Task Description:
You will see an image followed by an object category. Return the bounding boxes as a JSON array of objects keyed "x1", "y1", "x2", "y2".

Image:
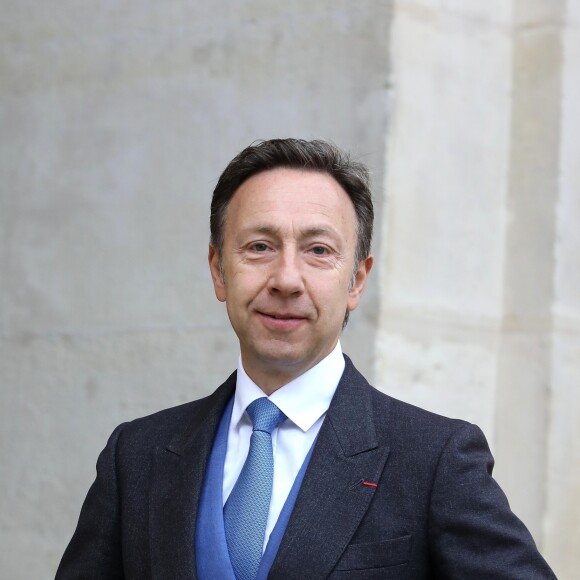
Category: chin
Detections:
[{"x1": 256, "y1": 346, "x2": 310, "y2": 370}]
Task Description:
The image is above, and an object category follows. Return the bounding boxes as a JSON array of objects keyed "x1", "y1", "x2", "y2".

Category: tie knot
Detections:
[{"x1": 246, "y1": 398, "x2": 287, "y2": 434}]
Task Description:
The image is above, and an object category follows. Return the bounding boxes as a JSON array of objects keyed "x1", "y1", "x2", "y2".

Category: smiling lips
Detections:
[
  {"x1": 264, "y1": 313, "x2": 303, "y2": 319},
  {"x1": 257, "y1": 311, "x2": 308, "y2": 329}
]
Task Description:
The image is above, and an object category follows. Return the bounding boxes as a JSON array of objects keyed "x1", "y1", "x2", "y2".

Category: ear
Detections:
[
  {"x1": 347, "y1": 255, "x2": 373, "y2": 312},
  {"x1": 208, "y1": 243, "x2": 227, "y2": 302}
]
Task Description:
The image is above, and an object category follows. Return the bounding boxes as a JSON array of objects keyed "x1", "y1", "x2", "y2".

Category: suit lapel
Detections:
[
  {"x1": 269, "y1": 358, "x2": 390, "y2": 580},
  {"x1": 149, "y1": 374, "x2": 236, "y2": 580}
]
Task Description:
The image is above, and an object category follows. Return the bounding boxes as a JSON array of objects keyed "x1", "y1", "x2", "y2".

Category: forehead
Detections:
[{"x1": 225, "y1": 168, "x2": 357, "y2": 231}]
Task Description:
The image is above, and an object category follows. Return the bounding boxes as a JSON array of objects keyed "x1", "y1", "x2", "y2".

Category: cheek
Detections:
[
  {"x1": 225, "y1": 274, "x2": 264, "y2": 308},
  {"x1": 316, "y1": 284, "x2": 350, "y2": 313}
]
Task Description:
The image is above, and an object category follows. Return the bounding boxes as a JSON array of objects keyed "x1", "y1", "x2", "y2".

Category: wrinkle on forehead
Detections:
[
  {"x1": 224, "y1": 168, "x2": 358, "y2": 246},
  {"x1": 235, "y1": 223, "x2": 347, "y2": 242},
  {"x1": 241, "y1": 200, "x2": 344, "y2": 219}
]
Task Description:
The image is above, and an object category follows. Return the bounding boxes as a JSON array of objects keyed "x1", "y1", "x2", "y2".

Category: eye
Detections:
[
  {"x1": 311, "y1": 245, "x2": 328, "y2": 255},
  {"x1": 250, "y1": 242, "x2": 269, "y2": 252}
]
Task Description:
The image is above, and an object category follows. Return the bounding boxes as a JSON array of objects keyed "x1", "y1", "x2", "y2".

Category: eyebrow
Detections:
[{"x1": 239, "y1": 224, "x2": 341, "y2": 240}]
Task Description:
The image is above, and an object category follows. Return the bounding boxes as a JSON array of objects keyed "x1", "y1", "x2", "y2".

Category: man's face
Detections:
[{"x1": 209, "y1": 168, "x2": 372, "y2": 392}]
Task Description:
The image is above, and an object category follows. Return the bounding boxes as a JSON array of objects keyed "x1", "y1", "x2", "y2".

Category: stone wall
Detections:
[
  {"x1": 1, "y1": 1, "x2": 577, "y2": 578},
  {"x1": 0, "y1": 3, "x2": 391, "y2": 576},
  {"x1": 543, "y1": 0, "x2": 580, "y2": 574},
  {"x1": 378, "y1": 1, "x2": 579, "y2": 578}
]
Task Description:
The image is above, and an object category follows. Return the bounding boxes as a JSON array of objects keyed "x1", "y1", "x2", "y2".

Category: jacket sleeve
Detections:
[
  {"x1": 428, "y1": 423, "x2": 556, "y2": 579},
  {"x1": 55, "y1": 424, "x2": 126, "y2": 579}
]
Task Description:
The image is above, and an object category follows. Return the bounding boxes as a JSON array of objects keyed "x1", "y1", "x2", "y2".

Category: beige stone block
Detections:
[
  {"x1": 381, "y1": 2, "x2": 576, "y2": 568},
  {"x1": 489, "y1": 5, "x2": 564, "y2": 546},
  {"x1": 394, "y1": 0, "x2": 512, "y2": 28},
  {"x1": 493, "y1": 331, "x2": 553, "y2": 541},
  {"x1": 375, "y1": 328, "x2": 498, "y2": 436},
  {"x1": 555, "y1": 10, "x2": 580, "y2": 316},
  {"x1": 503, "y1": 21, "x2": 562, "y2": 324},
  {"x1": 543, "y1": 6, "x2": 580, "y2": 574},
  {"x1": 543, "y1": 334, "x2": 580, "y2": 580},
  {"x1": 382, "y1": 7, "x2": 511, "y2": 320},
  {"x1": 513, "y1": 0, "x2": 566, "y2": 28}
]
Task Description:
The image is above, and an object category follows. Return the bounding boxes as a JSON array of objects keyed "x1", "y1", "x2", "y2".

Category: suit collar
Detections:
[
  {"x1": 326, "y1": 355, "x2": 378, "y2": 456},
  {"x1": 166, "y1": 371, "x2": 237, "y2": 457},
  {"x1": 269, "y1": 356, "x2": 390, "y2": 579},
  {"x1": 149, "y1": 372, "x2": 236, "y2": 579},
  {"x1": 148, "y1": 357, "x2": 388, "y2": 579}
]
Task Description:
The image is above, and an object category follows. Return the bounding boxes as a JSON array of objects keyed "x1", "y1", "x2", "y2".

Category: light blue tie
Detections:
[{"x1": 224, "y1": 398, "x2": 287, "y2": 580}]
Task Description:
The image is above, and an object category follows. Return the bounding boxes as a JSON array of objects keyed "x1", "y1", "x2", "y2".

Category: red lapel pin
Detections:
[{"x1": 362, "y1": 481, "x2": 378, "y2": 488}]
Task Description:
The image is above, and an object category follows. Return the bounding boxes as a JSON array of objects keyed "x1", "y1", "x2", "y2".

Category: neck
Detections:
[
  {"x1": 243, "y1": 367, "x2": 299, "y2": 396},
  {"x1": 240, "y1": 344, "x2": 341, "y2": 395}
]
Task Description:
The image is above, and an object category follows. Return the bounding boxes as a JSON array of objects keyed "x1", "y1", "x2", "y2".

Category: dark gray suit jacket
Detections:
[{"x1": 56, "y1": 356, "x2": 556, "y2": 579}]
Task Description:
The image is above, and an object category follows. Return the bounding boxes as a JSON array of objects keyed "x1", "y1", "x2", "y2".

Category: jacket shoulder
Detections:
[{"x1": 342, "y1": 356, "x2": 472, "y2": 452}]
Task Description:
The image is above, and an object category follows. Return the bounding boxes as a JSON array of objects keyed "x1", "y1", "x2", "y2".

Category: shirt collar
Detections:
[{"x1": 232, "y1": 341, "x2": 345, "y2": 433}]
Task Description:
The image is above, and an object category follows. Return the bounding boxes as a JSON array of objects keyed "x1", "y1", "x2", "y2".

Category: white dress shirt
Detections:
[{"x1": 222, "y1": 341, "x2": 345, "y2": 549}]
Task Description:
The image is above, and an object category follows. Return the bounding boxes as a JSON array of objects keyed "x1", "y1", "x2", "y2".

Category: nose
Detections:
[{"x1": 267, "y1": 250, "x2": 305, "y2": 297}]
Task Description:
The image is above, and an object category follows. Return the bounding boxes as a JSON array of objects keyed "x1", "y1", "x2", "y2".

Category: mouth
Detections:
[
  {"x1": 257, "y1": 311, "x2": 308, "y2": 328},
  {"x1": 263, "y1": 313, "x2": 304, "y2": 320}
]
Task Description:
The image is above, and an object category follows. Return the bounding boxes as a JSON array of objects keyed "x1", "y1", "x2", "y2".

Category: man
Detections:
[{"x1": 57, "y1": 139, "x2": 555, "y2": 579}]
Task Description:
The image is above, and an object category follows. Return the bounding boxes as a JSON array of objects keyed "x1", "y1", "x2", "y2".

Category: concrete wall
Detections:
[
  {"x1": 0, "y1": 2, "x2": 391, "y2": 577},
  {"x1": 1, "y1": 1, "x2": 578, "y2": 578},
  {"x1": 378, "y1": 1, "x2": 579, "y2": 578}
]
